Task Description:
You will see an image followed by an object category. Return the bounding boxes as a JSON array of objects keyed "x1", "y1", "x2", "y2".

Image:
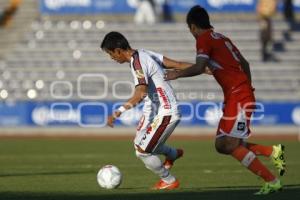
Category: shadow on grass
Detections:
[
  {"x1": 0, "y1": 170, "x2": 93, "y2": 177},
  {"x1": 1, "y1": 185, "x2": 300, "y2": 200}
]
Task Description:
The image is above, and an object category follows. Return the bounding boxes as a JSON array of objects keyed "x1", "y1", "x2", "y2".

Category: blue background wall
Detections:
[
  {"x1": 1, "y1": 101, "x2": 300, "y2": 127},
  {"x1": 40, "y1": 0, "x2": 300, "y2": 14}
]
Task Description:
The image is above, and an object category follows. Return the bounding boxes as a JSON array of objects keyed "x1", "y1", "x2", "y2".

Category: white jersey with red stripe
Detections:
[{"x1": 130, "y1": 49, "x2": 179, "y2": 116}]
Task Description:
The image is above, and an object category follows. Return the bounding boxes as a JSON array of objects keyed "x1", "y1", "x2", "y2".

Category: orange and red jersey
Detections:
[{"x1": 196, "y1": 29, "x2": 253, "y2": 99}]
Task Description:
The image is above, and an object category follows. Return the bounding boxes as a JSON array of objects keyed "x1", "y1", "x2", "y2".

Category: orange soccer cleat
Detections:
[
  {"x1": 152, "y1": 179, "x2": 180, "y2": 190},
  {"x1": 163, "y1": 149, "x2": 184, "y2": 170}
]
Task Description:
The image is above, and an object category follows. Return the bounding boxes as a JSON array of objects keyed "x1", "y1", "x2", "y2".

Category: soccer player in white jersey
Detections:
[{"x1": 100, "y1": 31, "x2": 193, "y2": 190}]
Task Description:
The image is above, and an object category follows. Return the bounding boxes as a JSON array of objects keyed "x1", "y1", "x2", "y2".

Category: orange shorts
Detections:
[{"x1": 216, "y1": 90, "x2": 255, "y2": 139}]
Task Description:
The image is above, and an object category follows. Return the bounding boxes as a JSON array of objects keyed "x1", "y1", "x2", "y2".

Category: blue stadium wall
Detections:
[
  {"x1": 1, "y1": 101, "x2": 300, "y2": 127},
  {"x1": 40, "y1": 0, "x2": 300, "y2": 14}
]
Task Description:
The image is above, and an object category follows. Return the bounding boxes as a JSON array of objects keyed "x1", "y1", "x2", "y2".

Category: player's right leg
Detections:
[
  {"x1": 216, "y1": 136, "x2": 282, "y2": 195},
  {"x1": 134, "y1": 114, "x2": 181, "y2": 190},
  {"x1": 135, "y1": 114, "x2": 181, "y2": 164},
  {"x1": 135, "y1": 146, "x2": 179, "y2": 190},
  {"x1": 254, "y1": 179, "x2": 283, "y2": 195},
  {"x1": 215, "y1": 98, "x2": 282, "y2": 195}
]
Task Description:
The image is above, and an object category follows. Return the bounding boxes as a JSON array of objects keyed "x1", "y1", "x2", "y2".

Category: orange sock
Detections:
[
  {"x1": 231, "y1": 145, "x2": 276, "y2": 182},
  {"x1": 245, "y1": 143, "x2": 273, "y2": 156}
]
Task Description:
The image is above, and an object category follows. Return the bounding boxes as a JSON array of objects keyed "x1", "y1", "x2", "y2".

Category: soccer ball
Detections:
[{"x1": 97, "y1": 165, "x2": 122, "y2": 189}]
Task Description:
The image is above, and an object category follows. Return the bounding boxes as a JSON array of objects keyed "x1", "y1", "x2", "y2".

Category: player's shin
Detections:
[
  {"x1": 154, "y1": 145, "x2": 177, "y2": 160},
  {"x1": 243, "y1": 142, "x2": 273, "y2": 156},
  {"x1": 135, "y1": 151, "x2": 175, "y2": 184},
  {"x1": 231, "y1": 145, "x2": 276, "y2": 182}
]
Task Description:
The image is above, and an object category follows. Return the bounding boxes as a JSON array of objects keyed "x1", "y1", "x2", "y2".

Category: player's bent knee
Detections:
[
  {"x1": 215, "y1": 143, "x2": 230, "y2": 154},
  {"x1": 135, "y1": 145, "x2": 151, "y2": 158},
  {"x1": 215, "y1": 141, "x2": 235, "y2": 155},
  {"x1": 135, "y1": 150, "x2": 147, "y2": 158},
  {"x1": 135, "y1": 144, "x2": 148, "y2": 154},
  {"x1": 215, "y1": 136, "x2": 241, "y2": 154}
]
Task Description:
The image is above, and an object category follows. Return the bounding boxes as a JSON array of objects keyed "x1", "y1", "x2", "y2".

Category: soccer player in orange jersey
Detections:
[{"x1": 165, "y1": 5, "x2": 286, "y2": 195}]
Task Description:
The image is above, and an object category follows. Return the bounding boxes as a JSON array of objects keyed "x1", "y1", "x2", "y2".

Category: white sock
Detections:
[
  {"x1": 154, "y1": 145, "x2": 177, "y2": 160},
  {"x1": 136, "y1": 151, "x2": 175, "y2": 182}
]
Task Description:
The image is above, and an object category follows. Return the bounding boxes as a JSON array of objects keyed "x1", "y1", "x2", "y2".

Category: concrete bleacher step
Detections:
[
  {"x1": 0, "y1": 0, "x2": 38, "y2": 58},
  {"x1": 1, "y1": 12, "x2": 300, "y2": 101}
]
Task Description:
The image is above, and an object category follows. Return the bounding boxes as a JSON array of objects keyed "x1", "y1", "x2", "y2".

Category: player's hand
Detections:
[
  {"x1": 107, "y1": 111, "x2": 122, "y2": 128},
  {"x1": 164, "y1": 70, "x2": 179, "y2": 81},
  {"x1": 107, "y1": 115, "x2": 115, "y2": 128}
]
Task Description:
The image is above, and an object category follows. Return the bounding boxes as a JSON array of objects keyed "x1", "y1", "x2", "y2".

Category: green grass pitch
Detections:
[{"x1": 0, "y1": 138, "x2": 299, "y2": 200}]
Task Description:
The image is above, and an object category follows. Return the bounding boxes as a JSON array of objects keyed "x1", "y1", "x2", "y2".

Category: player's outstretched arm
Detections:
[
  {"x1": 107, "y1": 85, "x2": 147, "y2": 128},
  {"x1": 165, "y1": 56, "x2": 208, "y2": 80},
  {"x1": 162, "y1": 56, "x2": 193, "y2": 70},
  {"x1": 163, "y1": 56, "x2": 212, "y2": 75},
  {"x1": 238, "y1": 53, "x2": 252, "y2": 84}
]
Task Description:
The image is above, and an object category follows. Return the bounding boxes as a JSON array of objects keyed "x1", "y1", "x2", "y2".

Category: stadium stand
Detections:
[{"x1": 0, "y1": 0, "x2": 299, "y2": 103}]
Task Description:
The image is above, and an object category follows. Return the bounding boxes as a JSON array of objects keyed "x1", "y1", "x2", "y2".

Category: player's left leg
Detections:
[
  {"x1": 154, "y1": 145, "x2": 179, "y2": 161},
  {"x1": 151, "y1": 114, "x2": 183, "y2": 170},
  {"x1": 156, "y1": 146, "x2": 184, "y2": 170}
]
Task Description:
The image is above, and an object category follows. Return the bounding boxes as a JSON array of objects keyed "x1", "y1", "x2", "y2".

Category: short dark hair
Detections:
[
  {"x1": 100, "y1": 31, "x2": 131, "y2": 51},
  {"x1": 186, "y1": 5, "x2": 213, "y2": 29}
]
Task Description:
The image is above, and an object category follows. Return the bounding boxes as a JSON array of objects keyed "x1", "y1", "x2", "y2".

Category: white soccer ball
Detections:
[{"x1": 97, "y1": 165, "x2": 122, "y2": 189}]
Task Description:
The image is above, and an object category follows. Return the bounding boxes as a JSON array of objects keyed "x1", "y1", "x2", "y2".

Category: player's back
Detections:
[
  {"x1": 130, "y1": 49, "x2": 179, "y2": 115},
  {"x1": 196, "y1": 30, "x2": 251, "y2": 98}
]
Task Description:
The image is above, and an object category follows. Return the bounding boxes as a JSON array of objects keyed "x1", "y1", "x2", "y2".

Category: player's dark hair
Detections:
[
  {"x1": 186, "y1": 5, "x2": 213, "y2": 29},
  {"x1": 101, "y1": 31, "x2": 131, "y2": 51}
]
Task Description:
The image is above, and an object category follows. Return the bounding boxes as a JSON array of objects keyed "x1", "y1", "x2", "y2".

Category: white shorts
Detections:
[{"x1": 134, "y1": 113, "x2": 180, "y2": 153}]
